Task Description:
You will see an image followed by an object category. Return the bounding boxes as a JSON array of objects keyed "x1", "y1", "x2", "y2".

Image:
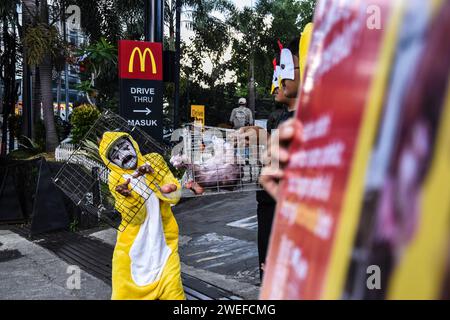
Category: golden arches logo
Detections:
[{"x1": 128, "y1": 47, "x2": 157, "y2": 74}]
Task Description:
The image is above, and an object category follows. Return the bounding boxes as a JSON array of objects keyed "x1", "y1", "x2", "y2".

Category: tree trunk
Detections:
[
  {"x1": 32, "y1": 66, "x2": 41, "y2": 140},
  {"x1": 1, "y1": 16, "x2": 18, "y2": 155},
  {"x1": 0, "y1": 118, "x2": 7, "y2": 156},
  {"x1": 9, "y1": 21, "x2": 18, "y2": 153},
  {"x1": 39, "y1": 0, "x2": 59, "y2": 152},
  {"x1": 21, "y1": 0, "x2": 37, "y2": 139},
  {"x1": 40, "y1": 55, "x2": 59, "y2": 152}
]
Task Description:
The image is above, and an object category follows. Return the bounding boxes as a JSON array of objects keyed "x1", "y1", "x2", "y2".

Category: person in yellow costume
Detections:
[{"x1": 98, "y1": 131, "x2": 185, "y2": 300}]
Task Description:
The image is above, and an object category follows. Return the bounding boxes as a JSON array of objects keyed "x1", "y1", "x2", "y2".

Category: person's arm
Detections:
[
  {"x1": 158, "y1": 169, "x2": 182, "y2": 204},
  {"x1": 238, "y1": 126, "x2": 267, "y2": 146},
  {"x1": 229, "y1": 109, "x2": 236, "y2": 126},
  {"x1": 248, "y1": 108, "x2": 254, "y2": 126},
  {"x1": 259, "y1": 118, "x2": 303, "y2": 199},
  {"x1": 144, "y1": 153, "x2": 181, "y2": 205}
]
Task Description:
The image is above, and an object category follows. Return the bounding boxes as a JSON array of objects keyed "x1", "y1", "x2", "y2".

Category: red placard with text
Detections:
[{"x1": 260, "y1": 0, "x2": 399, "y2": 299}]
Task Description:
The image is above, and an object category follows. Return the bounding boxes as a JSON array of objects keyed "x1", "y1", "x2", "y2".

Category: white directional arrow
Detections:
[{"x1": 133, "y1": 107, "x2": 152, "y2": 116}]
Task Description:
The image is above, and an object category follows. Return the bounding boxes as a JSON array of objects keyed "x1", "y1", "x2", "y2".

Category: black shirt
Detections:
[{"x1": 257, "y1": 108, "x2": 295, "y2": 204}]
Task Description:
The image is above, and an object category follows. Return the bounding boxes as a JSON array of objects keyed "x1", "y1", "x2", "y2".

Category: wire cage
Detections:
[
  {"x1": 171, "y1": 123, "x2": 264, "y2": 197},
  {"x1": 53, "y1": 110, "x2": 169, "y2": 232}
]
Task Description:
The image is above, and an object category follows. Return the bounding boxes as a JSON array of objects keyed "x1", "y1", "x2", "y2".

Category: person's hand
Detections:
[
  {"x1": 259, "y1": 166, "x2": 285, "y2": 200},
  {"x1": 259, "y1": 118, "x2": 303, "y2": 199},
  {"x1": 238, "y1": 125, "x2": 265, "y2": 134},
  {"x1": 160, "y1": 183, "x2": 178, "y2": 194},
  {"x1": 115, "y1": 178, "x2": 132, "y2": 197},
  {"x1": 185, "y1": 180, "x2": 205, "y2": 195},
  {"x1": 237, "y1": 126, "x2": 267, "y2": 146},
  {"x1": 132, "y1": 163, "x2": 154, "y2": 178}
]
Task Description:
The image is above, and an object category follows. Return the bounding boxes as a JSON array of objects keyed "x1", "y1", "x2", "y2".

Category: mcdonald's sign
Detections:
[
  {"x1": 119, "y1": 40, "x2": 164, "y2": 141},
  {"x1": 119, "y1": 40, "x2": 162, "y2": 80}
]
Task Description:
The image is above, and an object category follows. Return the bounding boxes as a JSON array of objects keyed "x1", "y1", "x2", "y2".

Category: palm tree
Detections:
[
  {"x1": 22, "y1": 0, "x2": 66, "y2": 152},
  {"x1": 38, "y1": 0, "x2": 59, "y2": 151}
]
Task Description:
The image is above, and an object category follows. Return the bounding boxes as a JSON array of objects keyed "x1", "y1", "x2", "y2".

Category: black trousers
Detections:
[{"x1": 256, "y1": 190, "x2": 276, "y2": 280}]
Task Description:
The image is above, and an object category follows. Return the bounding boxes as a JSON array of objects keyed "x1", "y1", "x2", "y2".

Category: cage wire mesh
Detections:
[
  {"x1": 171, "y1": 123, "x2": 264, "y2": 197},
  {"x1": 53, "y1": 110, "x2": 169, "y2": 232}
]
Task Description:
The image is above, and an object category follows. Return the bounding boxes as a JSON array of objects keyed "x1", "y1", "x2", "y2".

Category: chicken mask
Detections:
[
  {"x1": 271, "y1": 64, "x2": 282, "y2": 94},
  {"x1": 271, "y1": 40, "x2": 284, "y2": 94},
  {"x1": 279, "y1": 48, "x2": 296, "y2": 81},
  {"x1": 108, "y1": 137, "x2": 138, "y2": 170}
]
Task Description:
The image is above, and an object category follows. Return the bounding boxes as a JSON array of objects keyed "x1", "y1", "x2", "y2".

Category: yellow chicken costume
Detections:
[{"x1": 99, "y1": 131, "x2": 185, "y2": 300}]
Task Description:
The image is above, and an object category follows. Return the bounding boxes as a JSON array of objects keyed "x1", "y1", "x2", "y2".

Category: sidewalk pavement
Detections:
[{"x1": 0, "y1": 229, "x2": 111, "y2": 300}]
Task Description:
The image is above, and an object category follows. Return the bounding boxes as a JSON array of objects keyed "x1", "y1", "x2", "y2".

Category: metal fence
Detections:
[{"x1": 55, "y1": 143, "x2": 109, "y2": 183}]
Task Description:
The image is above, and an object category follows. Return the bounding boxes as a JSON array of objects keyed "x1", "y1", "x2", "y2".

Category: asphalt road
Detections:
[{"x1": 173, "y1": 191, "x2": 261, "y2": 298}]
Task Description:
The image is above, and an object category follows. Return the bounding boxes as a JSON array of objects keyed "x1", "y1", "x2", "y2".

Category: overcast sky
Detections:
[{"x1": 232, "y1": 0, "x2": 254, "y2": 10}]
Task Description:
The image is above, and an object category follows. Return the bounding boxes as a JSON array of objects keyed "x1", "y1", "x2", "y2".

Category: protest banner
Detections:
[{"x1": 260, "y1": 0, "x2": 403, "y2": 299}]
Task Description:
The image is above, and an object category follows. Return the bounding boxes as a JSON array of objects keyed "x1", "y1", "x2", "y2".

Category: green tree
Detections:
[
  {"x1": 0, "y1": 0, "x2": 21, "y2": 155},
  {"x1": 230, "y1": 0, "x2": 316, "y2": 105},
  {"x1": 75, "y1": 38, "x2": 117, "y2": 108},
  {"x1": 68, "y1": 0, "x2": 148, "y2": 112},
  {"x1": 22, "y1": 0, "x2": 69, "y2": 152},
  {"x1": 178, "y1": 0, "x2": 316, "y2": 125},
  {"x1": 176, "y1": 0, "x2": 239, "y2": 125}
]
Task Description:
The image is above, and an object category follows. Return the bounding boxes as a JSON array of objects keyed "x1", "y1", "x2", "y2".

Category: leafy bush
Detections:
[
  {"x1": 54, "y1": 116, "x2": 71, "y2": 141},
  {"x1": 70, "y1": 104, "x2": 100, "y2": 144},
  {"x1": 23, "y1": 23, "x2": 67, "y2": 67},
  {"x1": 8, "y1": 114, "x2": 22, "y2": 138},
  {"x1": 7, "y1": 116, "x2": 45, "y2": 159},
  {"x1": 80, "y1": 139, "x2": 102, "y2": 163},
  {"x1": 7, "y1": 136, "x2": 42, "y2": 160},
  {"x1": 18, "y1": 135, "x2": 42, "y2": 153},
  {"x1": 33, "y1": 119, "x2": 46, "y2": 152}
]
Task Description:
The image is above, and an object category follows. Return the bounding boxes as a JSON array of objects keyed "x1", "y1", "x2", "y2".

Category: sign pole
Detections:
[
  {"x1": 154, "y1": 0, "x2": 164, "y2": 43},
  {"x1": 143, "y1": 0, "x2": 154, "y2": 42},
  {"x1": 174, "y1": 0, "x2": 181, "y2": 130}
]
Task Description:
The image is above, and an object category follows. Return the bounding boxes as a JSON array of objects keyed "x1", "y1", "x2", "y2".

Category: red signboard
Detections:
[
  {"x1": 118, "y1": 40, "x2": 164, "y2": 140},
  {"x1": 261, "y1": 0, "x2": 399, "y2": 299},
  {"x1": 118, "y1": 40, "x2": 163, "y2": 81}
]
